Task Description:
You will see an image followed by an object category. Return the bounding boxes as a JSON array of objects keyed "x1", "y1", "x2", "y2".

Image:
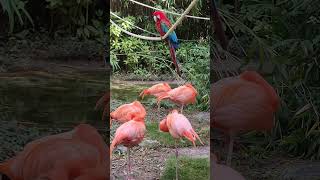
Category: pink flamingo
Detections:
[
  {"x1": 110, "y1": 116, "x2": 146, "y2": 179},
  {"x1": 110, "y1": 100, "x2": 146, "y2": 127},
  {"x1": 212, "y1": 71, "x2": 280, "y2": 165},
  {"x1": 157, "y1": 83, "x2": 198, "y2": 113},
  {"x1": 159, "y1": 110, "x2": 203, "y2": 179},
  {"x1": 139, "y1": 82, "x2": 172, "y2": 121}
]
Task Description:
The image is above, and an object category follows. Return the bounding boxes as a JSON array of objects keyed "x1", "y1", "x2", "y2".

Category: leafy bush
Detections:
[
  {"x1": 45, "y1": 0, "x2": 104, "y2": 40},
  {"x1": 1, "y1": 0, "x2": 105, "y2": 41},
  {"x1": 110, "y1": 15, "x2": 171, "y2": 74},
  {"x1": 0, "y1": 0, "x2": 34, "y2": 33},
  {"x1": 179, "y1": 42, "x2": 210, "y2": 111}
]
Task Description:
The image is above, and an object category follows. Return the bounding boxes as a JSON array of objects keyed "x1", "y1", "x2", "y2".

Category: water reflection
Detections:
[
  {"x1": 110, "y1": 81, "x2": 178, "y2": 102},
  {"x1": 0, "y1": 72, "x2": 107, "y2": 127}
]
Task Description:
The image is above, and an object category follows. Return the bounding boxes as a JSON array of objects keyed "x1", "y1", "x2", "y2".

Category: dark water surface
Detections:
[
  {"x1": 110, "y1": 81, "x2": 179, "y2": 103},
  {"x1": 0, "y1": 71, "x2": 107, "y2": 128}
]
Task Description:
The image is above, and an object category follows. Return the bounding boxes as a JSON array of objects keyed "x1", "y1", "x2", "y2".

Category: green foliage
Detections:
[
  {"x1": 261, "y1": 0, "x2": 319, "y2": 160},
  {"x1": 110, "y1": 14, "x2": 171, "y2": 74},
  {"x1": 45, "y1": 0, "x2": 104, "y2": 41},
  {"x1": 112, "y1": 0, "x2": 209, "y2": 40},
  {"x1": 272, "y1": 74, "x2": 320, "y2": 160},
  {"x1": 161, "y1": 157, "x2": 209, "y2": 180},
  {"x1": 0, "y1": 0, "x2": 104, "y2": 41},
  {"x1": 0, "y1": 0, "x2": 34, "y2": 33},
  {"x1": 179, "y1": 42, "x2": 210, "y2": 111}
]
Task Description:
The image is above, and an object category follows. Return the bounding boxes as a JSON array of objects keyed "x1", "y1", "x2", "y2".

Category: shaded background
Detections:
[
  {"x1": 0, "y1": 0, "x2": 109, "y2": 165},
  {"x1": 210, "y1": 0, "x2": 320, "y2": 179}
]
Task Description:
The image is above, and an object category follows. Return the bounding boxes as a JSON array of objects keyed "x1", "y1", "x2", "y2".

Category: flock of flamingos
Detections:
[
  {"x1": 110, "y1": 82, "x2": 203, "y2": 179},
  {"x1": 0, "y1": 70, "x2": 280, "y2": 180}
]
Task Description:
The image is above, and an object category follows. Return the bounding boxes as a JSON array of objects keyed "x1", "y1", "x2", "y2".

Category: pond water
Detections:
[
  {"x1": 110, "y1": 81, "x2": 179, "y2": 102},
  {"x1": 0, "y1": 71, "x2": 108, "y2": 128},
  {"x1": 0, "y1": 72, "x2": 180, "y2": 128}
]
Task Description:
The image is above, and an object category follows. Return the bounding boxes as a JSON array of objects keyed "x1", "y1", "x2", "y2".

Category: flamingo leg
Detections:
[
  {"x1": 157, "y1": 103, "x2": 160, "y2": 122},
  {"x1": 127, "y1": 147, "x2": 131, "y2": 179},
  {"x1": 180, "y1": 105, "x2": 184, "y2": 114},
  {"x1": 175, "y1": 139, "x2": 179, "y2": 180},
  {"x1": 226, "y1": 134, "x2": 234, "y2": 166}
]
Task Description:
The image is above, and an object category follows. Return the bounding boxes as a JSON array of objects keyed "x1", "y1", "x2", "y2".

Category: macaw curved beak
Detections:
[{"x1": 153, "y1": 16, "x2": 157, "y2": 22}]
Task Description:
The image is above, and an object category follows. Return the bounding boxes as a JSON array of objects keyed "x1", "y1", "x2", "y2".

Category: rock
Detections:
[
  {"x1": 194, "y1": 112, "x2": 210, "y2": 122},
  {"x1": 280, "y1": 162, "x2": 320, "y2": 180},
  {"x1": 114, "y1": 145, "x2": 127, "y2": 154},
  {"x1": 140, "y1": 139, "x2": 161, "y2": 148},
  {"x1": 178, "y1": 146, "x2": 209, "y2": 159}
]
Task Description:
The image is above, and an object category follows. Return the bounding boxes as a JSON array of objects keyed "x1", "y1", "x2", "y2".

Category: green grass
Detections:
[
  {"x1": 146, "y1": 122, "x2": 209, "y2": 148},
  {"x1": 161, "y1": 157, "x2": 209, "y2": 180}
]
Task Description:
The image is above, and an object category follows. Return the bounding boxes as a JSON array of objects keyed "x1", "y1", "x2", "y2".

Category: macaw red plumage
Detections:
[{"x1": 153, "y1": 11, "x2": 181, "y2": 76}]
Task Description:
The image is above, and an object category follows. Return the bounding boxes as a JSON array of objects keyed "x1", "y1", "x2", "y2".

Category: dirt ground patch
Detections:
[
  {"x1": 212, "y1": 139, "x2": 319, "y2": 180},
  {"x1": 111, "y1": 145, "x2": 209, "y2": 180}
]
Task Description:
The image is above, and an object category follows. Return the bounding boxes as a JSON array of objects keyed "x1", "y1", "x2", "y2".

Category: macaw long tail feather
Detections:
[{"x1": 168, "y1": 41, "x2": 181, "y2": 77}]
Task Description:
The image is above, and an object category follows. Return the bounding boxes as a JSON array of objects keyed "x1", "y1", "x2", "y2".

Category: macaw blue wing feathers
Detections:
[{"x1": 160, "y1": 23, "x2": 179, "y2": 50}]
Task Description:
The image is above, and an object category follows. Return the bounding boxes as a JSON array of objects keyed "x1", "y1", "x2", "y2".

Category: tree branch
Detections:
[{"x1": 210, "y1": 0, "x2": 228, "y2": 50}]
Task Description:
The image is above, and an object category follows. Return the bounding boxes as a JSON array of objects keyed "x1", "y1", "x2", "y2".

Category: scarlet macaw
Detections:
[{"x1": 153, "y1": 11, "x2": 181, "y2": 76}]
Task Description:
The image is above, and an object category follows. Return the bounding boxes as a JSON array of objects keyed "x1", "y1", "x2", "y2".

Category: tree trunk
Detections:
[
  {"x1": 209, "y1": 0, "x2": 228, "y2": 50},
  {"x1": 234, "y1": 0, "x2": 239, "y2": 13}
]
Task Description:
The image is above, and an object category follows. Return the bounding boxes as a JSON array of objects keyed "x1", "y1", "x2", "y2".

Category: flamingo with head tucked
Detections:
[
  {"x1": 0, "y1": 124, "x2": 108, "y2": 180},
  {"x1": 110, "y1": 116, "x2": 146, "y2": 179},
  {"x1": 109, "y1": 100, "x2": 146, "y2": 127},
  {"x1": 211, "y1": 71, "x2": 280, "y2": 165},
  {"x1": 159, "y1": 110, "x2": 203, "y2": 179}
]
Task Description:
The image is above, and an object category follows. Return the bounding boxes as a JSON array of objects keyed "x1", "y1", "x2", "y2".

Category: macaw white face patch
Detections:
[{"x1": 153, "y1": 16, "x2": 157, "y2": 22}]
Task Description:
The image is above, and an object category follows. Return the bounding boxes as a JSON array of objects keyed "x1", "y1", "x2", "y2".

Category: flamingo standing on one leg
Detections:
[
  {"x1": 211, "y1": 71, "x2": 280, "y2": 166},
  {"x1": 110, "y1": 100, "x2": 146, "y2": 127},
  {"x1": 159, "y1": 110, "x2": 203, "y2": 180},
  {"x1": 157, "y1": 83, "x2": 198, "y2": 113},
  {"x1": 139, "y1": 83, "x2": 172, "y2": 121},
  {"x1": 110, "y1": 117, "x2": 146, "y2": 179}
]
